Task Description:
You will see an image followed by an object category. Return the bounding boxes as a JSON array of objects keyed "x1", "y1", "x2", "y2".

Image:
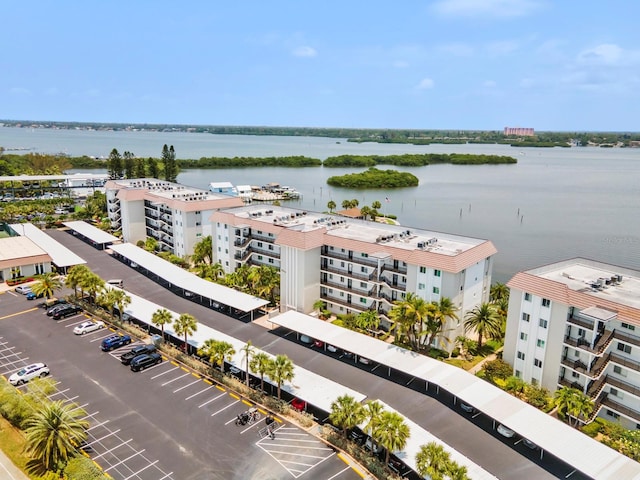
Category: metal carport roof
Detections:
[
  {"x1": 63, "y1": 220, "x2": 119, "y2": 245},
  {"x1": 110, "y1": 242, "x2": 269, "y2": 312},
  {"x1": 9, "y1": 223, "x2": 86, "y2": 268},
  {"x1": 271, "y1": 311, "x2": 640, "y2": 480},
  {"x1": 111, "y1": 286, "x2": 364, "y2": 412}
]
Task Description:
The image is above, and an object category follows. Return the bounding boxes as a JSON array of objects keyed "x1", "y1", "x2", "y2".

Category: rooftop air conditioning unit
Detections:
[
  {"x1": 417, "y1": 242, "x2": 425, "y2": 248},
  {"x1": 617, "y1": 274, "x2": 623, "y2": 282}
]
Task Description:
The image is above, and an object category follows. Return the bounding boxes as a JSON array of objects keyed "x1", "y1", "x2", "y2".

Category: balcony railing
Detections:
[
  {"x1": 320, "y1": 264, "x2": 374, "y2": 282},
  {"x1": 587, "y1": 375, "x2": 609, "y2": 398},
  {"x1": 607, "y1": 375, "x2": 640, "y2": 399},
  {"x1": 561, "y1": 355, "x2": 588, "y2": 373},
  {"x1": 321, "y1": 249, "x2": 378, "y2": 267},
  {"x1": 234, "y1": 237, "x2": 251, "y2": 248},
  {"x1": 321, "y1": 279, "x2": 369, "y2": 297},
  {"x1": 558, "y1": 376, "x2": 584, "y2": 391},
  {"x1": 564, "y1": 329, "x2": 615, "y2": 355},
  {"x1": 383, "y1": 263, "x2": 408, "y2": 275},
  {"x1": 613, "y1": 330, "x2": 640, "y2": 348},
  {"x1": 379, "y1": 275, "x2": 406, "y2": 290},
  {"x1": 250, "y1": 245, "x2": 280, "y2": 259},
  {"x1": 320, "y1": 292, "x2": 370, "y2": 312},
  {"x1": 610, "y1": 352, "x2": 640, "y2": 374},
  {"x1": 567, "y1": 315, "x2": 595, "y2": 330},
  {"x1": 251, "y1": 232, "x2": 275, "y2": 243},
  {"x1": 601, "y1": 396, "x2": 640, "y2": 423}
]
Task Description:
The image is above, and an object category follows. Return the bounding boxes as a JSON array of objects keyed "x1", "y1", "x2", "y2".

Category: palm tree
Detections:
[
  {"x1": 144, "y1": 236, "x2": 158, "y2": 253},
  {"x1": 463, "y1": 303, "x2": 502, "y2": 350},
  {"x1": 415, "y1": 441, "x2": 452, "y2": 480},
  {"x1": 111, "y1": 288, "x2": 131, "y2": 323},
  {"x1": 374, "y1": 411, "x2": 410, "y2": 466},
  {"x1": 553, "y1": 386, "x2": 576, "y2": 419},
  {"x1": 268, "y1": 354, "x2": 295, "y2": 399},
  {"x1": 250, "y1": 352, "x2": 272, "y2": 392},
  {"x1": 490, "y1": 282, "x2": 509, "y2": 303},
  {"x1": 65, "y1": 264, "x2": 90, "y2": 299},
  {"x1": 359, "y1": 205, "x2": 372, "y2": 220},
  {"x1": 151, "y1": 308, "x2": 173, "y2": 341},
  {"x1": 81, "y1": 272, "x2": 104, "y2": 304},
  {"x1": 362, "y1": 400, "x2": 384, "y2": 452},
  {"x1": 198, "y1": 339, "x2": 236, "y2": 371},
  {"x1": 191, "y1": 235, "x2": 212, "y2": 265},
  {"x1": 24, "y1": 400, "x2": 89, "y2": 474},
  {"x1": 240, "y1": 341, "x2": 254, "y2": 386},
  {"x1": 553, "y1": 387, "x2": 594, "y2": 426},
  {"x1": 329, "y1": 394, "x2": 364, "y2": 438},
  {"x1": 504, "y1": 376, "x2": 527, "y2": 397},
  {"x1": 97, "y1": 288, "x2": 118, "y2": 320},
  {"x1": 341, "y1": 199, "x2": 351, "y2": 209},
  {"x1": 173, "y1": 313, "x2": 198, "y2": 352},
  {"x1": 31, "y1": 272, "x2": 62, "y2": 299},
  {"x1": 446, "y1": 462, "x2": 470, "y2": 480},
  {"x1": 356, "y1": 310, "x2": 380, "y2": 333},
  {"x1": 327, "y1": 200, "x2": 336, "y2": 213},
  {"x1": 313, "y1": 299, "x2": 325, "y2": 316}
]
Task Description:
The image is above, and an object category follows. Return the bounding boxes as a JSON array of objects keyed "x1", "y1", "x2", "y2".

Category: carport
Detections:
[
  {"x1": 111, "y1": 286, "x2": 366, "y2": 415},
  {"x1": 110, "y1": 242, "x2": 269, "y2": 320},
  {"x1": 9, "y1": 223, "x2": 86, "y2": 274},
  {"x1": 63, "y1": 220, "x2": 119, "y2": 250},
  {"x1": 270, "y1": 311, "x2": 640, "y2": 480}
]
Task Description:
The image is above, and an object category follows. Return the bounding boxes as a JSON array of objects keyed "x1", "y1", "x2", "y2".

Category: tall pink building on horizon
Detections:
[{"x1": 504, "y1": 126, "x2": 535, "y2": 136}]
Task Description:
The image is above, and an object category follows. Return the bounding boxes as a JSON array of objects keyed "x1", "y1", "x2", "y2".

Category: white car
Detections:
[
  {"x1": 9, "y1": 363, "x2": 50, "y2": 386},
  {"x1": 15, "y1": 285, "x2": 32, "y2": 295},
  {"x1": 73, "y1": 320, "x2": 105, "y2": 335},
  {"x1": 497, "y1": 424, "x2": 516, "y2": 438}
]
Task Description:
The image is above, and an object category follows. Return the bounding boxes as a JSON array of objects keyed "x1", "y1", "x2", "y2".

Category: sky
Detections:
[{"x1": 2, "y1": 1, "x2": 639, "y2": 131}]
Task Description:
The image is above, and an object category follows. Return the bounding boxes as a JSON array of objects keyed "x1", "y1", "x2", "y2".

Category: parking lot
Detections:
[{"x1": 0, "y1": 291, "x2": 362, "y2": 480}]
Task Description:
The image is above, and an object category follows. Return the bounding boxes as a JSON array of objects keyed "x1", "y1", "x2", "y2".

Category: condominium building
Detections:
[
  {"x1": 211, "y1": 205, "x2": 496, "y2": 346},
  {"x1": 504, "y1": 259, "x2": 640, "y2": 429},
  {"x1": 105, "y1": 179, "x2": 243, "y2": 257},
  {"x1": 503, "y1": 126, "x2": 535, "y2": 136}
]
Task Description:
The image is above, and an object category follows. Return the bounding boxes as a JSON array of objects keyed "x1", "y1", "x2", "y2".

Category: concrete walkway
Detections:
[
  {"x1": 468, "y1": 347, "x2": 504, "y2": 375},
  {"x1": 0, "y1": 447, "x2": 29, "y2": 480}
]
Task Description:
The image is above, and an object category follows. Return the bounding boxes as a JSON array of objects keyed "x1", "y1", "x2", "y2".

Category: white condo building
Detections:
[
  {"x1": 211, "y1": 204, "x2": 496, "y2": 347},
  {"x1": 106, "y1": 179, "x2": 243, "y2": 257},
  {"x1": 504, "y1": 259, "x2": 640, "y2": 429}
]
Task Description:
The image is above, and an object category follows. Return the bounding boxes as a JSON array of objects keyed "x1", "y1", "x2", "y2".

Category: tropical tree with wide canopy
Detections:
[
  {"x1": 268, "y1": 354, "x2": 295, "y2": 399},
  {"x1": 374, "y1": 411, "x2": 410, "y2": 466},
  {"x1": 463, "y1": 303, "x2": 502, "y2": 350},
  {"x1": 250, "y1": 352, "x2": 272, "y2": 392},
  {"x1": 31, "y1": 272, "x2": 62, "y2": 299},
  {"x1": 173, "y1": 313, "x2": 198, "y2": 352},
  {"x1": 151, "y1": 308, "x2": 173, "y2": 341},
  {"x1": 329, "y1": 394, "x2": 364, "y2": 438}
]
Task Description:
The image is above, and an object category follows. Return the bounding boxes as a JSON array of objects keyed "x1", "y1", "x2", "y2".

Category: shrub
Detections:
[
  {"x1": 63, "y1": 456, "x2": 110, "y2": 480},
  {"x1": 582, "y1": 419, "x2": 604, "y2": 437}
]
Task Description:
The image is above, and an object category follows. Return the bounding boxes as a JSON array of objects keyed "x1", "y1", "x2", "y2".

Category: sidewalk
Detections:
[
  {"x1": 0, "y1": 448, "x2": 29, "y2": 480},
  {"x1": 468, "y1": 347, "x2": 504, "y2": 375}
]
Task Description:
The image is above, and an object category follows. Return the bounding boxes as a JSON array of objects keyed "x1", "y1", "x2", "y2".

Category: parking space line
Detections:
[
  {"x1": 172, "y1": 378, "x2": 202, "y2": 393},
  {"x1": 84, "y1": 429, "x2": 122, "y2": 447},
  {"x1": 89, "y1": 332, "x2": 114, "y2": 342},
  {"x1": 64, "y1": 318, "x2": 88, "y2": 327},
  {"x1": 81, "y1": 410, "x2": 100, "y2": 421},
  {"x1": 0, "y1": 307, "x2": 38, "y2": 320},
  {"x1": 103, "y1": 449, "x2": 146, "y2": 472},
  {"x1": 0, "y1": 350, "x2": 22, "y2": 359},
  {"x1": 121, "y1": 459, "x2": 159, "y2": 480},
  {"x1": 48, "y1": 388, "x2": 70, "y2": 398},
  {"x1": 197, "y1": 391, "x2": 226, "y2": 408},
  {"x1": 328, "y1": 466, "x2": 351, "y2": 480},
  {"x1": 86, "y1": 419, "x2": 110, "y2": 431},
  {"x1": 62, "y1": 395, "x2": 80, "y2": 403},
  {"x1": 211, "y1": 399, "x2": 240, "y2": 416},
  {"x1": 91, "y1": 438, "x2": 133, "y2": 460},
  {"x1": 185, "y1": 385, "x2": 214, "y2": 400},
  {"x1": 157, "y1": 472, "x2": 175, "y2": 480},
  {"x1": 160, "y1": 372, "x2": 191, "y2": 386},
  {"x1": 150, "y1": 366, "x2": 178, "y2": 379},
  {"x1": 0, "y1": 357, "x2": 30, "y2": 371}
]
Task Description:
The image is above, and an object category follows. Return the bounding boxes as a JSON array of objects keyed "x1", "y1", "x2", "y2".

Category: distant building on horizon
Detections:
[{"x1": 504, "y1": 127, "x2": 535, "y2": 136}]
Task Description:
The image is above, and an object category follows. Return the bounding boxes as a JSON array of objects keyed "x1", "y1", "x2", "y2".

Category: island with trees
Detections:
[{"x1": 327, "y1": 167, "x2": 419, "y2": 189}]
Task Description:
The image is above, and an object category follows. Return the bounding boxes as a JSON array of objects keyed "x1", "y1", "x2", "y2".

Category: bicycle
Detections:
[{"x1": 236, "y1": 407, "x2": 261, "y2": 426}]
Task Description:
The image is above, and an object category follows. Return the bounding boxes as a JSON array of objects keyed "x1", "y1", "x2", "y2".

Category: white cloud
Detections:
[
  {"x1": 431, "y1": 0, "x2": 541, "y2": 18},
  {"x1": 577, "y1": 43, "x2": 626, "y2": 66},
  {"x1": 292, "y1": 46, "x2": 317, "y2": 58},
  {"x1": 416, "y1": 77, "x2": 435, "y2": 90},
  {"x1": 9, "y1": 87, "x2": 31, "y2": 95},
  {"x1": 483, "y1": 80, "x2": 497, "y2": 88}
]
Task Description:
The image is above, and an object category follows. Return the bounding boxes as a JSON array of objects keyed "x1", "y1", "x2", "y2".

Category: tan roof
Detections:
[
  {"x1": 0, "y1": 237, "x2": 51, "y2": 269},
  {"x1": 336, "y1": 207, "x2": 363, "y2": 218},
  {"x1": 508, "y1": 272, "x2": 640, "y2": 325}
]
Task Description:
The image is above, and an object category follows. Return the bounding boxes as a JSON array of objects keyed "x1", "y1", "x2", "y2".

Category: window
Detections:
[
  {"x1": 520, "y1": 332, "x2": 528, "y2": 341},
  {"x1": 257, "y1": 241, "x2": 263, "y2": 247},
  {"x1": 522, "y1": 313, "x2": 530, "y2": 322},
  {"x1": 361, "y1": 253, "x2": 368, "y2": 258},
  {"x1": 515, "y1": 370, "x2": 521, "y2": 378},
  {"x1": 418, "y1": 283, "x2": 425, "y2": 290},
  {"x1": 360, "y1": 298, "x2": 367, "y2": 304},
  {"x1": 622, "y1": 323, "x2": 636, "y2": 331},
  {"x1": 433, "y1": 287, "x2": 440, "y2": 294},
  {"x1": 539, "y1": 319, "x2": 548, "y2": 328},
  {"x1": 531, "y1": 377, "x2": 539, "y2": 386},
  {"x1": 420, "y1": 266, "x2": 426, "y2": 273},
  {"x1": 614, "y1": 365, "x2": 627, "y2": 377},
  {"x1": 524, "y1": 293, "x2": 532, "y2": 301},
  {"x1": 537, "y1": 339, "x2": 545, "y2": 348},
  {"x1": 196, "y1": 233, "x2": 202, "y2": 237},
  {"x1": 361, "y1": 266, "x2": 367, "y2": 273},
  {"x1": 607, "y1": 410, "x2": 620, "y2": 419},
  {"x1": 534, "y1": 358, "x2": 543, "y2": 368},
  {"x1": 617, "y1": 342, "x2": 632, "y2": 354},
  {"x1": 610, "y1": 388, "x2": 622, "y2": 398},
  {"x1": 434, "y1": 269, "x2": 441, "y2": 277},
  {"x1": 268, "y1": 258, "x2": 274, "y2": 264},
  {"x1": 360, "y1": 282, "x2": 367, "y2": 288},
  {"x1": 517, "y1": 351, "x2": 525, "y2": 360},
  {"x1": 542, "y1": 298, "x2": 551, "y2": 307},
  {"x1": 268, "y1": 244, "x2": 273, "y2": 250},
  {"x1": 571, "y1": 371, "x2": 579, "y2": 378},
  {"x1": 341, "y1": 262, "x2": 345, "y2": 268},
  {"x1": 195, "y1": 222, "x2": 201, "y2": 226}
]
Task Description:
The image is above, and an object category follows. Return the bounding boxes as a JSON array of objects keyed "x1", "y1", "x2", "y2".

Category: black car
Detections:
[
  {"x1": 52, "y1": 305, "x2": 83, "y2": 320},
  {"x1": 120, "y1": 344, "x2": 157, "y2": 365},
  {"x1": 47, "y1": 303, "x2": 70, "y2": 316},
  {"x1": 130, "y1": 352, "x2": 162, "y2": 372}
]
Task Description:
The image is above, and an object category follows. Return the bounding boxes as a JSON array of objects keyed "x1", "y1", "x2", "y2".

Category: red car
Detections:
[{"x1": 291, "y1": 398, "x2": 307, "y2": 412}]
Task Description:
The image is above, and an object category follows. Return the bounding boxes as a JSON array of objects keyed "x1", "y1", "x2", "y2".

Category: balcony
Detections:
[
  {"x1": 234, "y1": 249, "x2": 251, "y2": 261},
  {"x1": 383, "y1": 262, "x2": 408, "y2": 275},
  {"x1": 607, "y1": 375, "x2": 640, "y2": 399},
  {"x1": 251, "y1": 232, "x2": 275, "y2": 243},
  {"x1": 321, "y1": 249, "x2": 378, "y2": 267},
  {"x1": 564, "y1": 329, "x2": 615, "y2": 355},
  {"x1": 320, "y1": 292, "x2": 370, "y2": 312},
  {"x1": 321, "y1": 279, "x2": 370, "y2": 297},
  {"x1": 587, "y1": 375, "x2": 609, "y2": 398},
  {"x1": 613, "y1": 329, "x2": 640, "y2": 348},
  {"x1": 567, "y1": 315, "x2": 595, "y2": 330},
  {"x1": 561, "y1": 355, "x2": 588, "y2": 373},
  {"x1": 558, "y1": 376, "x2": 584, "y2": 391},
  {"x1": 610, "y1": 352, "x2": 640, "y2": 374},
  {"x1": 320, "y1": 264, "x2": 374, "y2": 282},
  {"x1": 250, "y1": 245, "x2": 280, "y2": 259},
  {"x1": 379, "y1": 275, "x2": 406, "y2": 291},
  {"x1": 234, "y1": 237, "x2": 251, "y2": 248},
  {"x1": 145, "y1": 209, "x2": 159, "y2": 219},
  {"x1": 601, "y1": 396, "x2": 640, "y2": 423}
]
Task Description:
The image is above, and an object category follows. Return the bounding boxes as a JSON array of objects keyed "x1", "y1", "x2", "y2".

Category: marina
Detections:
[{"x1": 209, "y1": 181, "x2": 301, "y2": 202}]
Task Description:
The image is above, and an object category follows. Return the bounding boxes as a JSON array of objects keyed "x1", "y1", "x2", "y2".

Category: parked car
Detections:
[
  {"x1": 101, "y1": 334, "x2": 132, "y2": 351},
  {"x1": 349, "y1": 427, "x2": 365, "y2": 445},
  {"x1": 459, "y1": 402, "x2": 475, "y2": 413},
  {"x1": 8, "y1": 363, "x2": 50, "y2": 386},
  {"x1": 365, "y1": 437, "x2": 382, "y2": 454},
  {"x1": 48, "y1": 303, "x2": 71, "y2": 316},
  {"x1": 73, "y1": 320, "x2": 105, "y2": 335},
  {"x1": 291, "y1": 398, "x2": 307, "y2": 412},
  {"x1": 15, "y1": 285, "x2": 32, "y2": 295},
  {"x1": 39, "y1": 298, "x2": 66, "y2": 309},
  {"x1": 53, "y1": 305, "x2": 83, "y2": 320},
  {"x1": 299, "y1": 334, "x2": 313, "y2": 345},
  {"x1": 522, "y1": 438, "x2": 538, "y2": 450},
  {"x1": 497, "y1": 424, "x2": 516, "y2": 438},
  {"x1": 26, "y1": 291, "x2": 45, "y2": 300},
  {"x1": 358, "y1": 356, "x2": 371, "y2": 365},
  {"x1": 130, "y1": 352, "x2": 162, "y2": 372},
  {"x1": 120, "y1": 344, "x2": 157, "y2": 365},
  {"x1": 327, "y1": 344, "x2": 339, "y2": 353},
  {"x1": 388, "y1": 455, "x2": 409, "y2": 476},
  {"x1": 313, "y1": 340, "x2": 324, "y2": 348}
]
